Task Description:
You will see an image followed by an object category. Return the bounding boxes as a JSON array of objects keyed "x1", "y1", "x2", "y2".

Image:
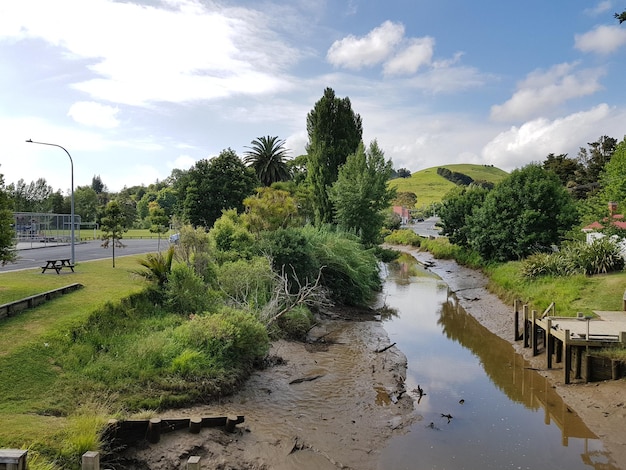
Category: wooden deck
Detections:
[{"x1": 514, "y1": 301, "x2": 626, "y2": 384}]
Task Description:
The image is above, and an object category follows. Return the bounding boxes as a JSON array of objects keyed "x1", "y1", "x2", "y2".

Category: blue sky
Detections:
[{"x1": 1, "y1": 0, "x2": 625, "y2": 193}]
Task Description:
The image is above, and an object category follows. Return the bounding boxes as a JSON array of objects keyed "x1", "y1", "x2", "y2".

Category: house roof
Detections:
[{"x1": 582, "y1": 214, "x2": 626, "y2": 232}]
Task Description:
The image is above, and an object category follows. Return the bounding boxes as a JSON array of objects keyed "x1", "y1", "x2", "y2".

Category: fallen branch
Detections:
[
  {"x1": 289, "y1": 374, "x2": 325, "y2": 385},
  {"x1": 375, "y1": 342, "x2": 396, "y2": 353}
]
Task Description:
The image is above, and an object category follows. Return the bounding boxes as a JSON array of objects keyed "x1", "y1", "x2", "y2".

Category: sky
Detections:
[{"x1": 1, "y1": 0, "x2": 626, "y2": 194}]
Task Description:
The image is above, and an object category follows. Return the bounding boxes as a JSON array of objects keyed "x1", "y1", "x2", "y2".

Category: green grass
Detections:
[
  {"x1": 390, "y1": 164, "x2": 508, "y2": 209},
  {"x1": 0, "y1": 257, "x2": 150, "y2": 466}
]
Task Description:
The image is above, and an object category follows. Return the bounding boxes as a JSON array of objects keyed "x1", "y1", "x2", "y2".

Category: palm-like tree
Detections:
[{"x1": 244, "y1": 136, "x2": 291, "y2": 186}]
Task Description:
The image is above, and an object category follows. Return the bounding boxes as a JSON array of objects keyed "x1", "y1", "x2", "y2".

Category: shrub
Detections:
[
  {"x1": 175, "y1": 308, "x2": 269, "y2": 368},
  {"x1": 277, "y1": 304, "x2": 315, "y2": 340},
  {"x1": 384, "y1": 229, "x2": 422, "y2": 247},
  {"x1": 165, "y1": 263, "x2": 214, "y2": 315},
  {"x1": 217, "y1": 256, "x2": 276, "y2": 310}
]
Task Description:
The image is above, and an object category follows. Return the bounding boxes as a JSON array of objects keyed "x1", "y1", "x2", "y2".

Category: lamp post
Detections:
[{"x1": 25, "y1": 139, "x2": 75, "y2": 265}]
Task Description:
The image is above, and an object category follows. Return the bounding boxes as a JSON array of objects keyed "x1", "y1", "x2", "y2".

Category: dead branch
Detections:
[{"x1": 375, "y1": 342, "x2": 396, "y2": 353}]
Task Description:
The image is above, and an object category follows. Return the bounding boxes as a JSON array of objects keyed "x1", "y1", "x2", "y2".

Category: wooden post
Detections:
[
  {"x1": 555, "y1": 337, "x2": 563, "y2": 363},
  {"x1": 189, "y1": 417, "x2": 202, "y2": 434},
  {"x1": 564, "y1": 330, "x2": 571, "y2": 385},
  {"x1": 531, "y1": 310, "x2": 538, "y2": 356},
  {"x1": 187, "y1": 456, "x2": 201, "y2": 469},
  {"x1": 612, "y1": 360, "x2": 620, "y2": 380},
  {"x1": 546, "y1": 319, "x2": 553, "y2": 369},
  {"x1": 575, "y1": 347, "x2": 583, "y2": 380},
  {"x1": 82, "y1": 451, "x2": 100, "y2": 470},
  {"x1": 620, "y1": 331, "x2": 626, "y2": 345},
  {"x1": 523, "y1": 305, "x2": 529, "y2": 347},
  {"x1": 225, "y1": 416, "x2": 239, "y2": 433},
  {"x1": 585, "y1": 353, "x2": 592, "y2": 383},
  {"x1": 147, "y1": 418, "x2": 161, "y2": 444},
  {"x1": 514, "y1": 300, "x2": 520, "y2": 340},
  {"x1": 0, "y1": 449, "x2": 28, "y2": 470},
  {"x1": 623, "y1": 289, "x2": 626, "y2": 311}
]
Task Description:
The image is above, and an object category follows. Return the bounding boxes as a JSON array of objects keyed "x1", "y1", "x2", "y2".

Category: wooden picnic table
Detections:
[{"x1": 41, "y1": 259, "x2": 75, "y2": 274}]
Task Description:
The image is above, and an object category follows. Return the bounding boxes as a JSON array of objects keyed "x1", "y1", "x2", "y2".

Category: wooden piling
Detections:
[
  {"x1": 575, "y1": 347, "x2": 582, "y2": 380},
  {"x1": 225, "y1": 416, "x2": 239, "y2": 433},
  {"x1": 147, "y1": 418, "x2": 161, "y2": 443},
  {"x1": 531, "y1": 310, "x2": 538, "y2": 356},
  {"x1": 523, "y1": 305, "x2": 529, "y2": 348},
  {"x1": 82, "y1": 451, "x2": 100, "y2": 470},
  {"x1": 564, "y1": 330, "x2": 571, "y2": 385},
  {"x1": 546, "y1": 319, "x2": 553, "y2": 369},
  {"x1": 612, "y1": 360, "x2": 620, "y2": 380},
  {"x1": 187, "y1": 456, "x2": 201, "y2": 469},
  {"x1": 514, "y1": 300, "x2": 520, "y2": 340},
  {"x1": 189, "y1": 417, "x2": 202, "y2": 434}
]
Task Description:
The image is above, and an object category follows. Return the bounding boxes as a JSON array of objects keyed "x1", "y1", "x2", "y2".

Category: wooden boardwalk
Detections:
[{"x1": 514, "y1": 301, "x2": 626, "y2": 384}]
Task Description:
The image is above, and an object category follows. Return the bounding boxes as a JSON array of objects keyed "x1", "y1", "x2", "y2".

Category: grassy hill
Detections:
[{"x1": 389, "y1": 164, "x2": 509, "y2": 209}]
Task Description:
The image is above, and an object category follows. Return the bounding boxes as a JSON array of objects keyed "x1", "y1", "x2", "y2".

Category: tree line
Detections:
[{"x1": 0, "y1": 87, "x2": 398, "y2": 264}]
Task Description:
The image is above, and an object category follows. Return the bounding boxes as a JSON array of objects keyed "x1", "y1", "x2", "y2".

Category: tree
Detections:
[
  {"x1": 184, "y1": 148, "x2": 257, "y2": 228},
  {"x1": 148, "y1": 202, "x2": 169, "y2": 252},
  {"x1": 542, "y1": 153, "x2": 582, "y2": 187},
  {"x1": 597, "y1": 137, "x2": 626, "y2": 211},
  {"x1": 244, "y1": 136, "x2": 291, "y2": 186},
  {"x1": 577, "y1": 136, "x2": 617, "y2": 186},
  {"x1": 329, "y1": 140, "x2": 396, "y2": 246},
  {"x1": 243, "y1": 187, "x2": 300, "y2": 233},
  {"x1": 306, "y1": 87, "x2": 363, "y2": 225},
  {"x1": 100, "y1": 200, "x2": 128, "y2": 267},
  {"x1": 467, "y1": 164, "x2": 578, "y2": 262},
  {"x1": 7, "y1": 178, "x2": 53, "y2": 212},
  {"x1": 438, "y1": 186, "x2": 489, "y2": 247},
  {"x1": 393, "y1": 191, "x2": 418, "y2": 208},
  {"x1": 73, "y1": 186, "x2": 99, "y2": 223},
  {"x1": 0, "y1": 173, "x2": 16, "y2": 265},
  {"x1": 616, "y1": 10, "x2": 626, "y2": 23},
  {"x1": 91, "y1": 175, "x2": 106, "y2": 194}
]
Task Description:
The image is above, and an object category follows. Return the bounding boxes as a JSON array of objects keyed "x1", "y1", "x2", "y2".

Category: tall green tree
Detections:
[
  {"x1": 329, "y1": 140, "x2": 395, "y2": 246},
  {"x1": 467, "y1": 164, "x2": 578, "y2": 262},
  {"x1": 438, "y1": 185, "x2": 489, "y2": 247},
  {"x1": 306, "y1": 87, "x2": 363, "y2": 225},
  {"x1": 597, "y1": 137, "x2": 626, "y2": 212},
  {"x1": 101, "y1": 200, "x2": 128, "y2": 267},
  {"x1": 244, "y1": 136, "x2": 291, "y2": 186},
  {"x1": 183, "y1": 148, "x2": 257, "y2": 228},
  {"x1": 0, "y1": 173, "x2": 16, "y2": 265},
  {"x1": 615, "y1": 9, "x2": 626, "y2": 23}
]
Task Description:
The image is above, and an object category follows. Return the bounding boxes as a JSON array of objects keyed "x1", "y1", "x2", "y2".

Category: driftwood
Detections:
[
  {"x1": 289, "y1": 374, "x2": 324, "y2": 385},
  {"x1": 375, "y1": 342, "x2": 396, "y2": 353}
]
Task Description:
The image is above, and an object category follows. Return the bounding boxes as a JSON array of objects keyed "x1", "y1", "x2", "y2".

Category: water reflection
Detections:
[{"x1": 378, "y1": 257, "x2": 616, "y2": 470}]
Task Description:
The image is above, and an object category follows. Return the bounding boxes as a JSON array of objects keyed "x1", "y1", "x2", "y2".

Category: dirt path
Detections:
[{"x1": 402, "y1": 247, "x2": 626, "y2": 470}]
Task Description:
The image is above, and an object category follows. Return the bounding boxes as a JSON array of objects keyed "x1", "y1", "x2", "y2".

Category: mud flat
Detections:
[{"x1": 118, "y1": 312, "x2": 416, "y2": 469}]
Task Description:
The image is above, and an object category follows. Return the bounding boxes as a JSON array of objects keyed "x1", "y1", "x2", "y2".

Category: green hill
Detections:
[{"x1": 389, "y1": 164, "x2": 509, "y2": 209}]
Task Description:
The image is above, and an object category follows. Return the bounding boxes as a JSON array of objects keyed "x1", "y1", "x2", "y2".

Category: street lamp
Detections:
[{"x1": 25, "y1": 139, "x2": 75, "y2": 265}]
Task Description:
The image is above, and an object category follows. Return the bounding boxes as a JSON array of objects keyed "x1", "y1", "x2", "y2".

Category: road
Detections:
[
  {"x1": 409, "y1": 216, "x2": 442, "y2": 238},
  {"x1": 0, "y1": 238, "x2": 166, "y2": 272}
]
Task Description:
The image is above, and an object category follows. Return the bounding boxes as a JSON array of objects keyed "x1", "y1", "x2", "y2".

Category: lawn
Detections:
[{"x1": 0, "y1": 257, "x2": 150, "y2": 460}]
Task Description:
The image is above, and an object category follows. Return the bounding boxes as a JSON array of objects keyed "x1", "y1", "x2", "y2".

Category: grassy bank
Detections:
[{"x1": 412, "y1": 236, "x2": 626, "y2": 316}]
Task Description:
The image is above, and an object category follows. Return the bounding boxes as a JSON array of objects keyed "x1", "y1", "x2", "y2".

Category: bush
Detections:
[
  {"x1": 165, "y1": 263, "x2": 214, "y2": 315},
  {"x1": 277, "y1": 305, "x2": 315, "y2": 340},
  {"x1": 175, "y1": 308, "x2": 269, "y2": 368},
  {"x1": 521, "y1": 238, "x2": 624, "y2": 278},
  {"x1": 217, "y1": 257, "x2": 276, "y2": 310},
  {"x1": 384, "y1": 229, "x2": 422, "y2": 247}
]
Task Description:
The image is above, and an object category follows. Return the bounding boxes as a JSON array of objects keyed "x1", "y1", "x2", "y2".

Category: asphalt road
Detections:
[
  {"x1": 0, "y1": 238, "x2": 166, "y2": 272},
  {"x1": 409, "y1": 216, "x2": 442, "y2": 238}
]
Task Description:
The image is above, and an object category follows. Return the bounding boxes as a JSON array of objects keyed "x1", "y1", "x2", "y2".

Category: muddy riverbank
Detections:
[
  {"x1": 118, "y1": 310, "x2": 416, "y2": 469},
  {"x1": 403, "y1": 247, "x2": 626, "y2": 469}
]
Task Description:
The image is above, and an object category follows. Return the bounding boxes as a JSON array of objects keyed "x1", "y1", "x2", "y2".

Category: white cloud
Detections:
[
  {"x1": 490, "y1": 63, "x2": 605, "y2": 121},
  {"x1": 169, "y1": 155, "x2": 197, "y2": 171},
  {"x1": 327, "y1": 20, "x2": 404, "y2": 69},
  {"x1": 67, "y1": 102, "x2": 120, "y2": 128},
  {"x1": 383, "y1": 37, "x2": 435, "y2": 76},
  {"x1": 483, "y1": 104, "x2": 620, "y2": 171},
  {"x1": 584, "y1": 1, "x2": 612, "y2": 16},
  {"x1": 575, "y1": 25, "x2": 626, "y2": 54},
  {"x1": 1, "y1": 0, "x2": 299, "y2": 107}
]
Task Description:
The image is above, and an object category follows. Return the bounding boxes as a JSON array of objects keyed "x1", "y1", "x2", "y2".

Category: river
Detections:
[{"x1": 377, "y1": 254, "x2": 615, "y2": 469}]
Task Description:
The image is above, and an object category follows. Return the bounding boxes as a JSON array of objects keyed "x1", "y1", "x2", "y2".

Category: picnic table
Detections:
[{"x1": 41, "y1": 259, "x2": 75, "y2": 274}]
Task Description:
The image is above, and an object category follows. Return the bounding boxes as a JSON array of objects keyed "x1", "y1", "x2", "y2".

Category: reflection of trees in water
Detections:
[
  {"x1": 387, "y1": 254, "x2": 437, "y2": 286},
  {"x1": 437, "y1": 293, "x2": 599, "y2": 444}
]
